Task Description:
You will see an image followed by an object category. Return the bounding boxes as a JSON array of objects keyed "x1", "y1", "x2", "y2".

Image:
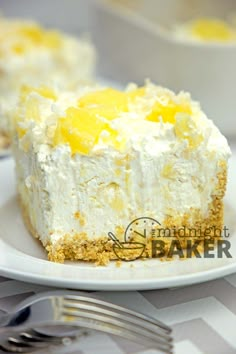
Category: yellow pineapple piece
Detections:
[
  {"x1": 25, "y1": 97, "x2": 40, "y2": 122},
  {"x1": 110, "y1": 195, "x2": 124, "y2": 211},
  {"x1": 189, "y1": 18, "x2": 236, "y2": 42},
  {"x1": 85, "y1": 105, "x2": 125, "y2": 121},
  {"x1": 175, "y1": 114, "x2": 203, "y2": 148},
  {"x1": 79, "y1": 88, "x2": 128, "y2": 109},
  {"x1": 17, "y1": 126, "x2": 27, "y2": 138},
  {"x1": 19, "y1": 24, "x2": 62, "y2": 48},
  {"x1": 42, "y1": 31, "x2": 62, "y2": 49},
  {"x1": 161, "y1": 163, "x2": 176, "y2": 178},
  {"x1": 19, "y1": 24, "x2": 43, "y2": 44},
  {"x1": 78, "y1": 87, "x2": 146, "y2": 121},
  {"x1": 11, "y1": 42, "x2": 27, "y2": 55},
  {"x1": 78, "y1": 88, "x2": 129, "y2": 121},
  {"x1": 21, "y1": 85, "x2": 57, "y2": 102},
  {"x1": 146, "y1": 99, "x2": 192, "y2": 124},
  {"x1": 1, "y1": 23, "x2": 62, "y2": 55},
  {"x1": 35, "y1": 86, "x2": 57, "y2": 100},
  {"x1": 54, "y1": 107, "x2": 118, "y2": 155}
]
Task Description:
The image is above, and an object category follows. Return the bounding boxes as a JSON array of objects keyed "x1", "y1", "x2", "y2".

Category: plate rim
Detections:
[{"x1": 0, "y1": 258, "x2": 236, "y2": 290}]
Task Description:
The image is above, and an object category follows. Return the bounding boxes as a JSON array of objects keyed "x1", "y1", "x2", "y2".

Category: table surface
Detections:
[
  {"x1": 1, "y1": 274, "x2": 236, "y2": 354},
  {"x1": 0, "y1": 142, "x2": 235, "y2": 354}
]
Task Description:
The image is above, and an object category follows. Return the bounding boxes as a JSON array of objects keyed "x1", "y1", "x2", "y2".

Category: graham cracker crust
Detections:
[{"x1": 19, "y1": 165, "x2": 227, "y2": 265}]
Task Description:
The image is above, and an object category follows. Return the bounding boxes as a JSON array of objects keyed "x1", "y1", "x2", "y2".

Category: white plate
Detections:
[{"x1": 0, "y1": 155, "x2": 236, "y2": 291}]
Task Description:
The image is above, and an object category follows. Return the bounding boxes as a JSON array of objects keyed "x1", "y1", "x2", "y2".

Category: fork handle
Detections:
[{"x1": 0, "y1": 310, "x2": 9, "y2": 327}]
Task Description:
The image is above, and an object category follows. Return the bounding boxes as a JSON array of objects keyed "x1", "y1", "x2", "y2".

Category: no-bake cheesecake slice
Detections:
[
  {"x1": 12, "y1": 82, "x2": 231, "y2": 264},
  {"x1": 0, "y1": 17, "x2": 95, "y2": 149}
]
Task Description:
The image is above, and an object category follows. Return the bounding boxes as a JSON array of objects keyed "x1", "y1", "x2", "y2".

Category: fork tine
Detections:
[
  {"x1": 0, "y1": 293, "x2": 172, "y2": 353},
  {"x1": 3, "y1": 333, "x2": 74, "y2": 353},
  {"x1": 0, "y1": 342, "x2": 39, "y2": 353},
  {"x1": 7, "y1": 336, "x2": 40, "y2": 348},
  {"x1": 20, "y1": 331, "x2": 55, "y2": 343},
  {"x1": 63, "y1": 299, "x2": 170, "y2": 341},
  {"x1": 62, "y1": 306, "x2": 172, "y2": 344},
  {"x1": 64, "y1": 295, "x2": 170, "y2": 333},
  {"x1": 62, "y1": 311, "x2": 173, "y2": 353},
  {"x1": 61, "y1": 308, "x2": 173, "y2": 353},
  {"x1": 20, "y1": 329, "x2": 66, "y2": 343},
  {"x1": 62, "y1": 296, "x2": 173, "y2": 351},
  {"x1": 1, "y1": 328, "x2": 78, "y2": 353}
]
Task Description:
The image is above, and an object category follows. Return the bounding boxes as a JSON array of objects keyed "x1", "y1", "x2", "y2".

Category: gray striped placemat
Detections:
[{"x1": 0, "y1": 275, "x2": 236, "y2": 353}]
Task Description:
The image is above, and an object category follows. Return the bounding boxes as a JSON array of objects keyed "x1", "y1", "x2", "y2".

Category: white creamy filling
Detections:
[{"x1": 14, "y1": 118, "x2": 231, "y2": 246}]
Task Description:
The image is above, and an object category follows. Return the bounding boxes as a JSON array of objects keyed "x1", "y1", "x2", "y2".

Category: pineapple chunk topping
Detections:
[
  {"x1": 146, "y1": 98, "x2": 192, "y2": 124},
  {"x1": 78, "y1": 88, "x2": 129, "y2": 120},
  {"x1": 54, "y1": 107, "x2": 119, "y2": 155},
  {"x1": 175, "y1": 114, "x2": 203, "y2": 148},
  {"x1": 189, "y1": 18, "x2": 236, "y2": 42},
  {"x1": 54, "y1": 88, "x2": 144, "y2": 154},
  {"x1": 18, "y1": 85, "x2": 203, "y2": 154},
  {"x1": 0, "y1": 21, "x2": 62, "y2": 56},
  {"x1": 21, "y1": 85, "x2": 57, "y2": 102},
  {"x1": 78, "y1": 88, "x2": 128, "y2": 111},
  {"x1": 19, "y1": 25, "x2": 62, "y2": 48}
]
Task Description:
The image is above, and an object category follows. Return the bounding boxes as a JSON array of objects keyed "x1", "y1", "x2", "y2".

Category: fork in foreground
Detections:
[{"x1": 0, "y1": 291, "x2": 173, "y2": 353}]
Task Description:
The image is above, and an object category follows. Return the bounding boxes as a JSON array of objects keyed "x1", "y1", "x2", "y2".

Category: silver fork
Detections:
[
  {"x1": 0, "y1": 327, "x2": 81, "y2": 353},
  {"x1": 0, "y1": 291, "x2": 173, "y2": 353}
]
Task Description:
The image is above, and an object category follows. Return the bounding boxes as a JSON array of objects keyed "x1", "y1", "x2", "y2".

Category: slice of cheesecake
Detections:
[
  {"x1": 0, "y1": 17, "x2": 95, "y2": 149},
  {"x1": 12, "y1": 82, "x2": 231, "y2": 264}
]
